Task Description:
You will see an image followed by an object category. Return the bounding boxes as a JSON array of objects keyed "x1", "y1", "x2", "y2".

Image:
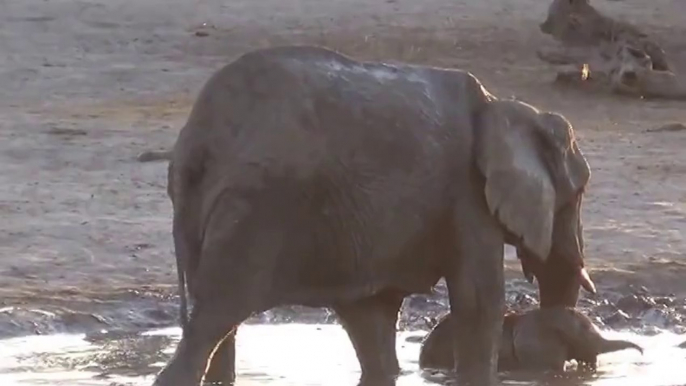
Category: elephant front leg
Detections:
[
  {"x1": 203, "y1": 331, "x2": 236, "y2": 385},
  {"x1": 333, "y1": 290, "x2": 405, "y2": 386},
  {"x1": 446, "y1": 205, "x2": 505, "y2": 385}
]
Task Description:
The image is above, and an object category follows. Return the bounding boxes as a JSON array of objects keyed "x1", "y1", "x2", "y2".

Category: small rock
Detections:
[
  {"x1": 61, "y1": 312, "x2": 109, "y2": 330},
  {"x1": 642, "y1": 325, "x2": 663, "y2": 336},
  {"x1": 423, "y1": 315, "x2": 440, "y2": 329},
  {"x1": 577, "y1": 296, "x2": 599, "y2": 308},
  {"x1": 654, "y1": 297, "x2": 676, "y2": 307},
  {"x1": 591, "y1": 315, "x2": 606, "y2": 327},
  {"x1": 678, "y1": 340, "x2": 686, "y2": 349},
  {"x1": 84, "y1": 329, "x2": 140, "y2": 343},
  {"x1": 640, "y1": 308, "x2": 679, "y2": 329},
  {"x1": 594, "y1": 300, "x2": 619, "y2": 315},
  {"x1": 405, "y1": 334, "x2": 426, "y2": 343},
  {"x1": 507, "y1": 292, "x2": 538, "y2": 310},
  {"x1": 405, "y1": 295, "x2": 442, "y2": 312},
  {"x1": 142, "y1": 308, "x2": 174, "y2": 322},
  {"x1": 632, "y1": 285, "x2": 650, "y2": 296},
  {"x1": 46, "y1": 127, "x2": 88, "y2": 136},
  {"x1": 136, "y1": 150, "x2": 170, "y2": 162},
  {"x1": 616, "y1": 294, "x2": 656, "y2": 315},
  {"x1": 602, "y1": 309, "x2": 632, "y2": 328}
]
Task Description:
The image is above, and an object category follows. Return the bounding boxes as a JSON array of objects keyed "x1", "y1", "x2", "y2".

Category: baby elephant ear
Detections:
[{"x1": 475, "y1": 101, "x2": 557, "y2": 262}]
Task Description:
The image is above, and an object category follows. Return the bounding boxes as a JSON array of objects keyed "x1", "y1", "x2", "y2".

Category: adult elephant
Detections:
[{"x1": 153, "y1": 45, "x2": 595, "y2": 386}]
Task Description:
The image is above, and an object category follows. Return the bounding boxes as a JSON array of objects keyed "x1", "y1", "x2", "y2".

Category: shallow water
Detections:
[{"x1": 0, "y1": 325, "x2": 684, "y2": 386}]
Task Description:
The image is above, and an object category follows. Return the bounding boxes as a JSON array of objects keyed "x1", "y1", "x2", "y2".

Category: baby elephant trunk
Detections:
[{"x1": 598, "y1": 338, "x2": 643, "y2": 355}]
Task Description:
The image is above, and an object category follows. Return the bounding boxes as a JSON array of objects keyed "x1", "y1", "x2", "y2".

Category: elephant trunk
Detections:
[{"x1": 598, "y1": 338, "x2": 643, "y2": 355}]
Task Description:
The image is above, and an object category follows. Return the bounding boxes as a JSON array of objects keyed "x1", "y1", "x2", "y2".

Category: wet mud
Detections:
[
  {"x1": 0, "y1": 290, "x2": 179, "y2": 339},
  {"x1": 1, "y1": 325, "x2": 684, "y2": 386},
  {"x1": 7, "y1": 332, "x2": 172, "y2": 380},
  {"x1": 0, "y1": 279, "x2": 685, "y2": 385},
  {"x1": 3, "y1": 278, "x2": 684, "y2": 341}
]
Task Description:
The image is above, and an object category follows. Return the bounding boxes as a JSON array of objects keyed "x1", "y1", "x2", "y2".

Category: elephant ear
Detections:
[{"x1": 475, "y1": 100, "x2": 557, "y2": 262}]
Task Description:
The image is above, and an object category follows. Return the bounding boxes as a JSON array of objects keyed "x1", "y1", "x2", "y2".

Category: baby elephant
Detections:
[{"x1": 419, "y1": 307, "x2": 643, "y2": 372}]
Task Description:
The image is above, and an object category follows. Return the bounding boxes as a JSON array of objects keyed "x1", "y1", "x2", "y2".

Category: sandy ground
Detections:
[{"x1": 0, "y1": 0, "x2": 685, "y2": 336}]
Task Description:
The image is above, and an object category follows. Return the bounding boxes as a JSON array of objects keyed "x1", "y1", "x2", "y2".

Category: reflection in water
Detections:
[{"x1": 0, "y1": 325, "x2": 684, "y2": 385}]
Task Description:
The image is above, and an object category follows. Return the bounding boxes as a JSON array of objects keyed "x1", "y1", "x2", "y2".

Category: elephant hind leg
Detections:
[
  {"x1": 333, "y1": 290, "x2": 405, "y2": 385},
  {"x1": 154, "y1": 244, "x2": 259, "y2": 386},
  {"x1": 157, "y1": 202, "x2": 280, "y2": 386},
  {"x1": 203, "y1": 331, "x2": 236, "y2": 385},
  {"x1": 153, "y1": 303, "x2": 249, "y2": 386}
]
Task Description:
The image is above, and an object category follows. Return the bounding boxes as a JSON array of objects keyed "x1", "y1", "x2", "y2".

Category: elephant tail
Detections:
[
  {"x1": 171, "y1": 190, "x2": 201, "y2": 335},
  {"x1": 168, "y1": 156, "x2": 203, "y2": 336},
  {"x1": 176, "y1": 236, "x2": 189, "y2": 332},
  {"x1": 169, "y1": 158, "x2": 190, "y2": 333},
  {"x1": 598, "y1": 338, "x2": 644, "y2": 355}
]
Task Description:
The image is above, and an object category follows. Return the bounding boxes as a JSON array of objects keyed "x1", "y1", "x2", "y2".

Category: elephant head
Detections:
[{"x1": 475, "y1": 99, "x2": 595, "y2": 307}]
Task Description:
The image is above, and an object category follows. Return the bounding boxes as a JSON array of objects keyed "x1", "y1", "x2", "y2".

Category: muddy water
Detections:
[{"x1": 0, "y1": 325, "x2": 684, "y2": 386}]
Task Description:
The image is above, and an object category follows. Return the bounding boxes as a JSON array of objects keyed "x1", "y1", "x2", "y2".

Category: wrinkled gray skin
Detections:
[
  {"x1": 154, "y1": 45, "x2": 595, "y2": 386},
  {"x1": 420, "y1": 307, "x2": 643, "y2": 372}
]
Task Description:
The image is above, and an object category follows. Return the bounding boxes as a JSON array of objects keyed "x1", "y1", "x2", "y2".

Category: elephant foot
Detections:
[
  {"x1": 153, "y1": 361, "x2": 198, "y2": 386},
  {"x1": 333, "y1": 290, "x2": 404, "y2": 385},
  {"x1": 201, "y1": 377, "x2": 235, "y2": 386},
  {"x1": 203, "y1": 332, "x2": 236, "y2": 386},
  {"x1": 152, "y1": 303, "x2": 246, "y2": 386},
  {"x1": 357, "y1": 372, "x2": 399, "y2": 386}
]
